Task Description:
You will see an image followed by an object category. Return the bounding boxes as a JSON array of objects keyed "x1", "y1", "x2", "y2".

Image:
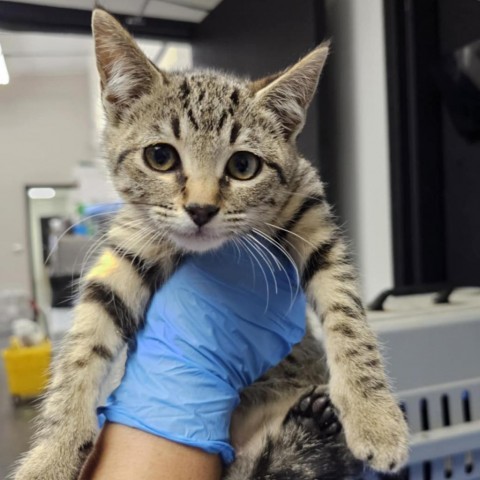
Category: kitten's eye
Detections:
[
  {"x1": 144, "y1": 144, "x2": 180, "y2": 172},
  {"x1": 226, "y1": 152, "x2": 261, "y2": 181}
]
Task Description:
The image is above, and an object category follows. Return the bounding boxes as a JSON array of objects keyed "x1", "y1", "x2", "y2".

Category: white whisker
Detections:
[
  {"x1": 45, "y1": 212, "x2": 122, "y2": 265},
  {"x1": 80, "y1": 217, "x2": 148, "y2": 277},
  {"x1": 252, "y1": 228, "x2": 300, "y2": 284},
  {"x1": 238, "y1": 237, "x2": 270, "y2": 313},
  {"x1": 79, "y1": 231, "x2": 112, "y2": 280},
  {"x1": 230, "y1": 237, "x2": 242, "y2": 262},
  {"x1": 245, "y1": 234, "x2": 278, "y2": 295},
  {"x1": 265, "y1": 222, "x2": 316, "y2": 249},
  {"x1": 248, "y1": 232, "x2": 296, "y2": 306},
  {"x1": 277, "y1": 189, "x2": 325, "y2": 202},
  {"x1": 234, "y1": 238, "x2": 256, "y2": 284}
]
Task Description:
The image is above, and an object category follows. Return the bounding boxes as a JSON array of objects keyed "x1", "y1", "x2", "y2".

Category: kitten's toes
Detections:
[
  {"x1": 286, "y1": 387, "x2": 342, "y2": 439},
  {"x1": 335, "y1": 393, "x2": 409, "y2": 473}
]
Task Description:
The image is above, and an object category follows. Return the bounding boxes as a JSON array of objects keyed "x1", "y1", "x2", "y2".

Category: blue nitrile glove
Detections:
[{"x1": 98, "y1": 236, "x2": 306, "y2": 464}]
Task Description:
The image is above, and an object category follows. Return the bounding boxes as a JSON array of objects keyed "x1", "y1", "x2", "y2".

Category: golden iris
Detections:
[
  {"x1": 226, "y1": 152, "x2": 261, "y2": 180},
  {"x1": 144, "y1": 144, "x2": 180, "y2": 172}
]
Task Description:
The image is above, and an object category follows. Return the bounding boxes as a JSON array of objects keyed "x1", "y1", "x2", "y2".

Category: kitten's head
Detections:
[{"x1": 92, "y1": 9, "x2": 328, "y2": 252}]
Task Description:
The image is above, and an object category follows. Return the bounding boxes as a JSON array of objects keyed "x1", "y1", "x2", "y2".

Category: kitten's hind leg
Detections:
[
  {"x1": 226, "y1": 388, "x2": 362, "y2": 480},
  {"x1": 285, "y1": 387, "x2": 342, "y2": 442}
]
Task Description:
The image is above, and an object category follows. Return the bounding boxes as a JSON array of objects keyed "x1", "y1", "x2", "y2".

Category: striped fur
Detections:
[{"x1": 12, "y1": 9, "x2": 407, "y2": 480}]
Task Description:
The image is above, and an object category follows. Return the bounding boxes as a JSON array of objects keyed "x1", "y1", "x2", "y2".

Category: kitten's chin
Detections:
[{"x1": 170, "y1": 233, "x2": 227, "y2": 253}]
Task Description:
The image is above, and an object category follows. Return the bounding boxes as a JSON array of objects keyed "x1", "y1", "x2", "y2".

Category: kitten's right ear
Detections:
[{"x1": 92, "y1": 9, "x2": 162, "y2": 119}]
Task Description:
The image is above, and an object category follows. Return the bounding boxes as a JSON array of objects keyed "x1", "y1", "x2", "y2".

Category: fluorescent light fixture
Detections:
[
  {"x1": 28, "y1": 188, "x2": 56, "y2": 200},
  {"x1": 0, "y1": 43, "x2": 9, "y2": 85}
]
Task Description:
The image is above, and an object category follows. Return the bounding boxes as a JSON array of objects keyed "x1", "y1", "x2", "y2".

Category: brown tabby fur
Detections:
[{"x1": 12, "y1": 9, "x2": 408, "y2": 480}]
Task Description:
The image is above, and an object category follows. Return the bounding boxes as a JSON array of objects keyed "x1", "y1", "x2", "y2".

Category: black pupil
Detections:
[
  {"x1": 154, "y1": 145, "x2": 172, "y2": 165},
  {"x1": 235, "y1": 154, "x2": 251, "y2": 174}
]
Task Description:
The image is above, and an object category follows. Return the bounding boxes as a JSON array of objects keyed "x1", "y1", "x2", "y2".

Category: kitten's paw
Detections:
[
  {"x1": 286, "y1": 387, "x2": 342, "y2": 439},
  {"x1": 332, "y1": 390, "x2": 409, "y2": 473}
]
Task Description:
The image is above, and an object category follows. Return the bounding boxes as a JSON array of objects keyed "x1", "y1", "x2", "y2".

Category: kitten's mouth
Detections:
[{"x1": 170, "y1": 229, "x2": 227, "y2": 253}]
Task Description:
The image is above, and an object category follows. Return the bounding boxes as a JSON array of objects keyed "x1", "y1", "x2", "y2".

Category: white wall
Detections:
[
  {"x1": 325, "y1": 0, "x2": 394, "y2": 302},
  {"x1": 0, "y1": 8, "x2": 391, "y2": 301},
  {"x1": 0, "y1": 73, "x2": 92, "y2": 294}
]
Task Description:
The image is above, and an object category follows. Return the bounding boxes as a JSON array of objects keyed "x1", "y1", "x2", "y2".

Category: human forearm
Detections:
[{"x1": 80, "y1": 423, "x2": 222, "y2": 480}]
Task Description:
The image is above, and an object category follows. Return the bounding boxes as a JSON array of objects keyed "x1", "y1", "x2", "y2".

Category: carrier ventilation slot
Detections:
[
  {"x1": 420, "y1": 398, "x2": 430, "y2": 431},
  {"x1": 443, "y1": 458, "x2": 452, "y2": 478},
  {"x1": 422, "y1": 461, "x2": 432, "y2": 480},
  {"x1": 441, "y1": 395, "x2": 452, "y2": 478},
  {"x1": 441, "y1": 394, "x2": 451, "y2": 427},
  {"x1": 462, "y1": 390, "x2": 472, "y2": 422},
  {"x1": 462, "y1": 390, "x2": 474, "y2": 475},
  {"x1": 464, "y1": 451, "x2": 474, "y2": 474}
]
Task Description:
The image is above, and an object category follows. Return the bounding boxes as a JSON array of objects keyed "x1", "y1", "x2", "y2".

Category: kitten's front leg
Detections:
[
  {"x1": 284, "y1": 200, "x2": 409, "y2": 473},
  {"x1": 12, "y1": 244, "x2": 170, "y2": 480},
  {"x1": 12, "y1": 303, "x2": 127, "y2": 480},
  {"x1": 305, "y1": 242, "x2": 408, "y2": 472}
]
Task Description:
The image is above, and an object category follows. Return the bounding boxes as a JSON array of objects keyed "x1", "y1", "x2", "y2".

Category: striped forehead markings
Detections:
[
  {"x1": 180, "y1": 79, "x2": 191, "y2": 110},
  {"x1": 230, "y1": 122, "x2": 241, "y2": 144},
  {"x1": 179, "y1": 79, "x2": 190, "y2": 99},
  {"x1": 187, "y1": 108, "x2": 199, "y2": 130},
  {"x1": 171, "y1": 116, "x2": 181, "y2": 139},
  {"x1": 230, "y1": 89, "x2": 239, "y2": 106},
  {"x1": 176, "y1": 80, "x2": 243, "y2": 133},
  {"x1": 217, "y1": 111, "x2": 227, "y2": 132}
]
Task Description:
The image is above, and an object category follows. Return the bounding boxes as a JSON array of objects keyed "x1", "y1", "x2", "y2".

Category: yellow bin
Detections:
[{"x1": 2, "y1": 337, "x2": 52, "y2": 399}]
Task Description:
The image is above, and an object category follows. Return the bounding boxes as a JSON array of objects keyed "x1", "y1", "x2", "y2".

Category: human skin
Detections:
[{"x1": 79, "y1": 423, "x2": 222, "y2": 480}]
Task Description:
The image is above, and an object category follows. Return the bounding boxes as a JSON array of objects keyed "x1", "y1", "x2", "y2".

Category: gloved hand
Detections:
[{"x1": 98, "y1": 236, "x2": 306, "y2": 463}]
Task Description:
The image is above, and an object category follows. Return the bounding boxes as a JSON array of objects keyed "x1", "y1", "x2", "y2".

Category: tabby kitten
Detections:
[{"x1": 13, "y1": 9, "x2": 408, "y2": 480}]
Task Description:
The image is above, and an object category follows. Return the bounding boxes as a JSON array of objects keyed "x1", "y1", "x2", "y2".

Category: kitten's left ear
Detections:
[{"x1": 251, "y1": 42, "x2": 330, "y2": 140}]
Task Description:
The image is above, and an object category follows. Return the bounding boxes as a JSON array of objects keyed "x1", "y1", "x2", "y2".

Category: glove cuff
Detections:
[{"x1": 98, "y1": 406, "x2": 235, "y2": 464}]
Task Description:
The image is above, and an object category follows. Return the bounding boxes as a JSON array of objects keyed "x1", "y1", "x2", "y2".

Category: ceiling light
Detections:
[
  {"x1": 28, "y1": 188, "x2": 56, "y2": 200},
  {"x1": 0, "y1": 43, "x2": 9, "y2": 85}
]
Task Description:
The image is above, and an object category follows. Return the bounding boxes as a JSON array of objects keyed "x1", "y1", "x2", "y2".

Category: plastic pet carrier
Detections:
[{"x1": 364, "y1": 290, "x2": 480, "y2": 480}]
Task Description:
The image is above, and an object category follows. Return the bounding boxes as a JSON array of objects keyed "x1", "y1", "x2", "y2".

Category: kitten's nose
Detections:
[{"x1": 184, "y1": 203, "x2": 220, "y2": 227}]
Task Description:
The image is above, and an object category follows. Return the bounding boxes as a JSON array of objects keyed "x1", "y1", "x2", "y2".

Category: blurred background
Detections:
[{"x1": 0, "y1": 0, "x2": 479, "y2": 478}]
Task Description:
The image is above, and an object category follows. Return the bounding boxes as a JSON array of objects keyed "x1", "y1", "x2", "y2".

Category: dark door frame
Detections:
[{"x1": 383, "y1": 0, "x2": 448, "y2": 292}]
